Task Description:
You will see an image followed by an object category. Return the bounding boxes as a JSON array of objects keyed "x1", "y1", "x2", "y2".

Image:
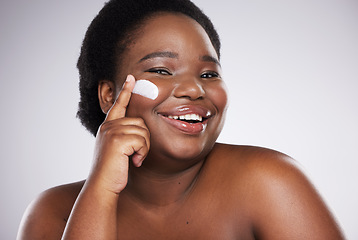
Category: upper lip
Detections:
[{"x1": 157, "y1": 105, "x2": 213, "y2": 120}]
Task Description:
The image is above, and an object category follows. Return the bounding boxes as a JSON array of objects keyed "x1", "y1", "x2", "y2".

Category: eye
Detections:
[
  {"x1": 201, "y1": 71, "x2": 220, "y2": 79},
  {"x1": 147, "y1": 68, "x2": 172, "y2": 75}
]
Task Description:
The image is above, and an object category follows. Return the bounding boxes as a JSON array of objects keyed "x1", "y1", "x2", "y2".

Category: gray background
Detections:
[{"x1": 1, "y1": 0, "x2": 357, "y2": 239}]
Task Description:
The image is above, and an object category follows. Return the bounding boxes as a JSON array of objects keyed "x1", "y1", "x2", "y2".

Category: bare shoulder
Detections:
[
  {"x1": 206, "y1": 143, "x2": 304, "y2": 202},
  {"x1": 207, "y1": 143, "x2": 345, "y2": 239},
  {"x1": 208, "y1": 143, "x2": 299, "y2": 180},
  {"x1": 17, "y1": 180, "x2": 85, "y2": 240}
]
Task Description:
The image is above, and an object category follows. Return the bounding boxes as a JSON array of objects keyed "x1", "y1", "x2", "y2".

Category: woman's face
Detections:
[{"x1": 114, "y1": 13, "x2": 228, "y2": 165}]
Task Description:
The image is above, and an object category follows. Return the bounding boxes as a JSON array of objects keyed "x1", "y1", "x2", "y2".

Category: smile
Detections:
[
  {"x1": 158, "y1": 106, "x2": 213, "y2": 134},
  {"x1": 167, "y1": 114, "x2": 203, "y2": 123}
]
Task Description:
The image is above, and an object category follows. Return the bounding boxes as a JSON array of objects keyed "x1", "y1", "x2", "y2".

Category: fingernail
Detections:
[{"x1": 126, "y1": 74, "x2": 133, "y2": 83}]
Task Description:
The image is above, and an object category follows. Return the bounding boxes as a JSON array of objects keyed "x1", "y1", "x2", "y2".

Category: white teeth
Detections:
[{"x1": 168, "y1": 114, "x2": 202, "y2": 122}]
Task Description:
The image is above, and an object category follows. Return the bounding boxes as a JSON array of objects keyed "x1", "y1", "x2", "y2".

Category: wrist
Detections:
[{"x1": 81, "y1": 177, "x2": 121, "y2": 206}]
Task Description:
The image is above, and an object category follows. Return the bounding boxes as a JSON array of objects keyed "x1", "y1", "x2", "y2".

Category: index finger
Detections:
[{"x1": 105, "y1": 74, "x2": 136, "y2": 121}]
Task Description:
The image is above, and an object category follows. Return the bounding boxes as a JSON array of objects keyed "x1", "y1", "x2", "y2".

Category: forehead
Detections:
[{"x1": 126, "y1": 12, "x2": 218, "y2": 60}]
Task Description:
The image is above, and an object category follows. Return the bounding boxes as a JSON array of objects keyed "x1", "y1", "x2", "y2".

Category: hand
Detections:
[{"x1": 88, "y1": 74, "x2": 150, "y2": 194}]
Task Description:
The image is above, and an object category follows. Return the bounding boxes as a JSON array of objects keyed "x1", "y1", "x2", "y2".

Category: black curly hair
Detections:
[{"x1": 77, "y1": 0, "x2": 221, "y2": 136}]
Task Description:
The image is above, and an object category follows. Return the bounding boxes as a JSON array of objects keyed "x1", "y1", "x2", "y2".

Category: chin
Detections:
[{"x1": 158, "y1": 137, "x2": 215, "y2": 161}]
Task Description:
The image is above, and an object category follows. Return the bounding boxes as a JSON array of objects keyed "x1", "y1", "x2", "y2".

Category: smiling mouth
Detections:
[
  {"x1": 157, "y1": 105, "x2": 212, "y2": 134},
  {"x1": 166, "y1": 113, "x2": 206, "y2": 123},
  {"x1": 159, "y1": 113, "x2": 209, "y2": 134}
]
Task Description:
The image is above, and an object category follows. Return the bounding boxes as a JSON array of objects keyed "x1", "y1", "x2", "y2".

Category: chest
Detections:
[{"x1": 115, "y1": 193, "x2": 254, "y2": 240}]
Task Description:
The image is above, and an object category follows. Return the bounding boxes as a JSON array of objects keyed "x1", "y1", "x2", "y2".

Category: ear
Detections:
[{"x1": 98, "y1": 80, "x2": 116, "y2": 114}]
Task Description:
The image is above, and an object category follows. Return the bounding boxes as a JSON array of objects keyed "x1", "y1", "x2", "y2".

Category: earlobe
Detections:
[{"x1": 98, "y1": 80, "x2": 116, "y2": 114}]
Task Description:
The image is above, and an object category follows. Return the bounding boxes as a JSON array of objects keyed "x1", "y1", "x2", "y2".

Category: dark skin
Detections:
[{"x1": 17, "y1": 13, "x2": 345, "y2": 239}]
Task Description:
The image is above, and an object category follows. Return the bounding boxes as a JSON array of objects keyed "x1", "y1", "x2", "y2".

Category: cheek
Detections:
[
  {"x1": 126, "y1": 95, "x2": 153, "y2": 117},
  {"x1": 147, "y1": 80, "x2": 174, "y2": 103},
  {"x1": 207, "y1": 81, "x2": 229, "y2": 113}
]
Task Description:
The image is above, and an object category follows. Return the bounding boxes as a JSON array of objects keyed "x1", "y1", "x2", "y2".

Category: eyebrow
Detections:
[
  {"x1": 200, "y1": 55, "x2": 221, "y2": 67},
  {"x1": 138, "y1": 51, "x2": 221, "y2": 67},
  {"x1": 138, "y1": 51, "x2": 179, "y2": 63}
]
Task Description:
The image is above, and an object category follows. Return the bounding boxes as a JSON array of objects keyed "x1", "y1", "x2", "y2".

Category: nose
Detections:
[{"x1": 172, "y1": 76, "x2": 205, "y2": 100}]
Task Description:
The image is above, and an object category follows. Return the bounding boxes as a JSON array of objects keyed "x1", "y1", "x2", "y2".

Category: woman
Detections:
[{"x1": 17, "y1": 0, "x2": 345, "y2": 239}]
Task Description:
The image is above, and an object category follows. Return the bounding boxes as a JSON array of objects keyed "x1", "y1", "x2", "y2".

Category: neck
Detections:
[{"x1": 124, "y1": 157, "x2": 205, "y2": 207}]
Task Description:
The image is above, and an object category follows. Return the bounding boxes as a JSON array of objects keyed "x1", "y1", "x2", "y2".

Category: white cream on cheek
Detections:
[{"x1": 132, "y1": 79, "x2": 159, "y2": 100}]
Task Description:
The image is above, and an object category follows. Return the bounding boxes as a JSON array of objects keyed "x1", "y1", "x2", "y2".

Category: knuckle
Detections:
[
  {"x1": 97, "y1": 122, "x2": 108, "y2": 134},
  {"x1": 99, "y1": 123, "x2": 121, "y2": 139},
  {"x1": 137, "y1": 118, "x2": 145, "y2": 125},
  {"x1": 99, "y1": 122, "x2": 112, "y2": 134}
]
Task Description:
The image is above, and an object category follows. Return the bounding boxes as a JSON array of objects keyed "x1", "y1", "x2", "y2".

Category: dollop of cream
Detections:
[{"x1": 132, "y1": 79, "x2": 159, "y2": 100}]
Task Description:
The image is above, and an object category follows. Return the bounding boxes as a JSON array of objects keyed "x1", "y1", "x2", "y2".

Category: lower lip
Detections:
[{"x1": 159, "y1": 115, "x2": 207, "y2": 134}]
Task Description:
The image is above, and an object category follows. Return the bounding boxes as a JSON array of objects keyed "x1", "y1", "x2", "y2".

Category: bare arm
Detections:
[
  {"x1": 62, "y1": 75, "x2": 150, "y2": 240},
  {"x1": 17, "y1": 75, "x2": 150, "y2": 239}
]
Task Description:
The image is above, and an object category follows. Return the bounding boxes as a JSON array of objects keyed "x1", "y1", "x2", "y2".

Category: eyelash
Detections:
[
  {"x1": 201, "y1": 72, "x2": 220, "y2": 78},
  {"x1": 147, "y1": 68, "x2": 172, "y2": 75},
  {"x1": 146, "y1": 68, "x2": 220, "y2": 79}
]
